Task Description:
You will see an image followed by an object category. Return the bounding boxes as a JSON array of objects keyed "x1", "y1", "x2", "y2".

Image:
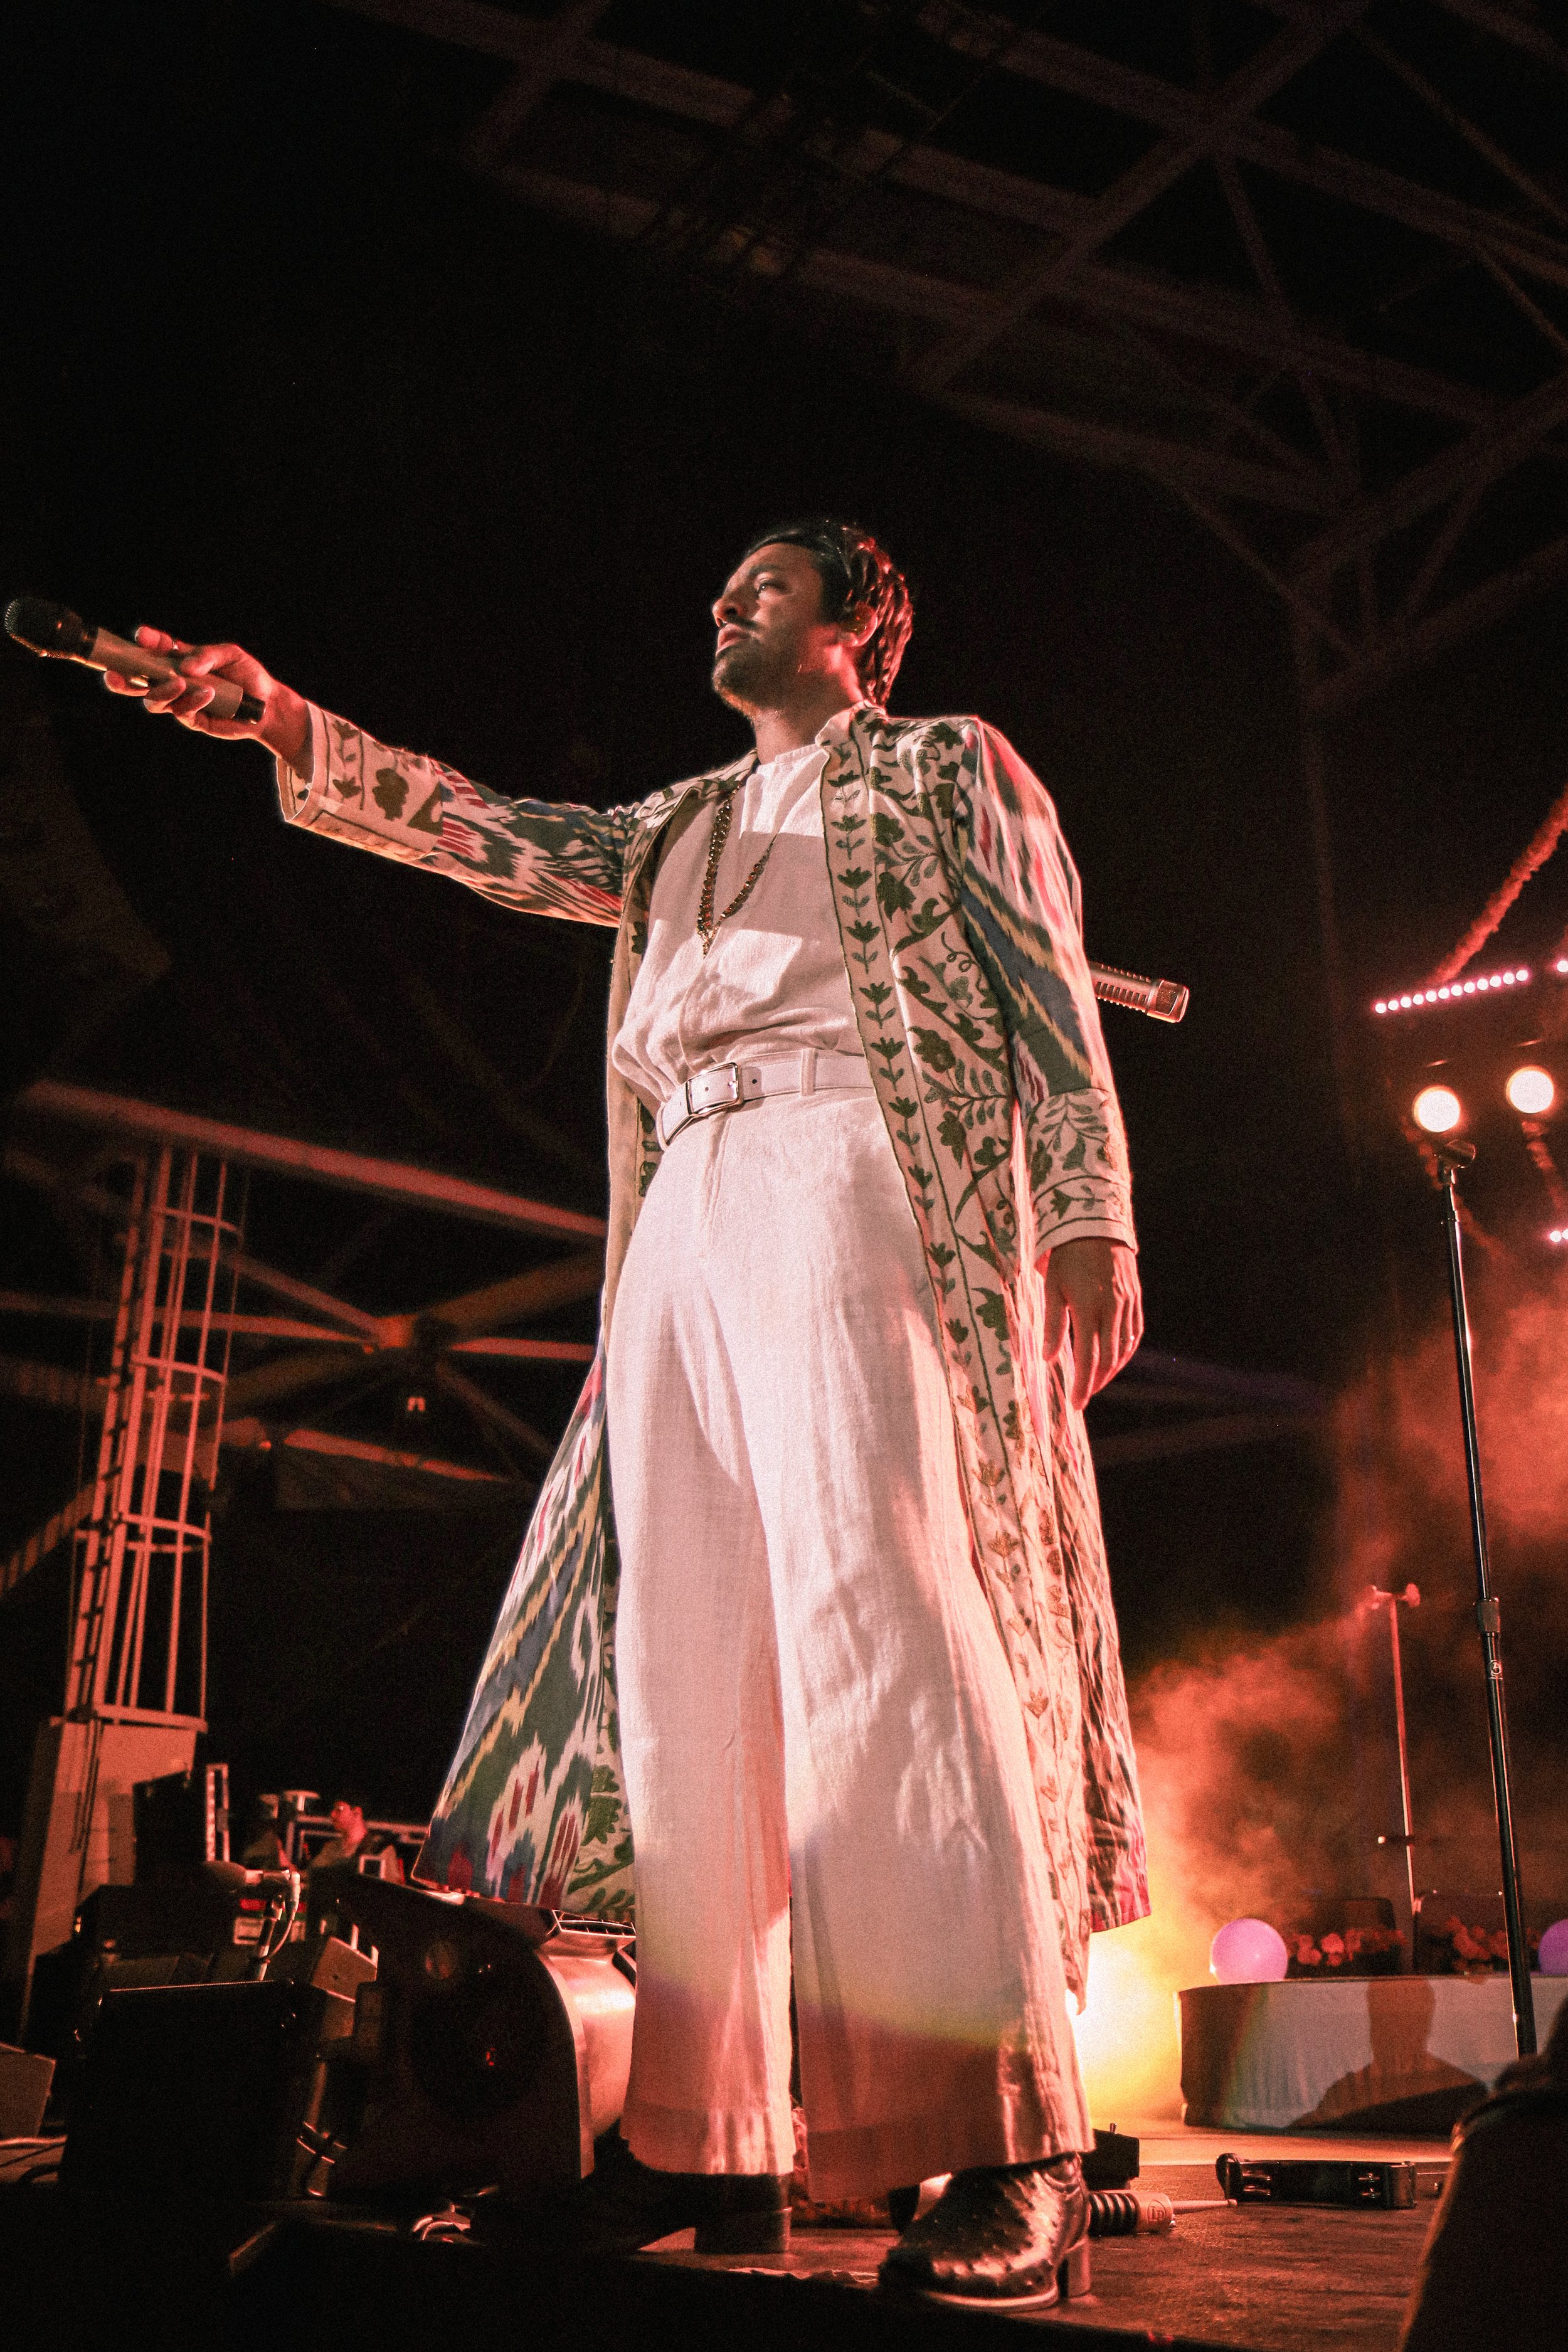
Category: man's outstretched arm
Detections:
[
  {"x1": 953, "y1": 718, "x2": 1143, "y2": 1412},
  {"x1": 107, "y1": 625, "x2": 638, "y2": 928}
]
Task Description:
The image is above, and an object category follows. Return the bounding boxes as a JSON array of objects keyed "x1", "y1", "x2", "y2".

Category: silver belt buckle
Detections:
[
  {"x1": 687, "y1": 1062, "x2": 743, "y2": 1118},
  {"x1": 664, "y1": 1061, "x2": 744, "y2": 1145}
]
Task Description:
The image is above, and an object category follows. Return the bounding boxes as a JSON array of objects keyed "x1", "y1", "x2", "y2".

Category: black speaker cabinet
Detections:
[
  {"x1": 314, "y1": 1870, "x2": 634, "y2": 2205},
  {"x1": 59, "y1": 1979, "x2": 352, "y2": 2201}
]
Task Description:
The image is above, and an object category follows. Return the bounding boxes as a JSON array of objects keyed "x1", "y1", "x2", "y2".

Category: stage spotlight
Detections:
[
  {"x1": 1505, "y1": 1067, "x2": 1555, "y2": 1116},
  {"x1": 1412, "y1": 1085, "x2": 1464, "y2": 1134}
]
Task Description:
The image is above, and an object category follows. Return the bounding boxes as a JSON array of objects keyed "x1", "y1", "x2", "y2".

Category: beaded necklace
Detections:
[{"x1": 696, "y1": 783, "x2": 777, "y2": 956}]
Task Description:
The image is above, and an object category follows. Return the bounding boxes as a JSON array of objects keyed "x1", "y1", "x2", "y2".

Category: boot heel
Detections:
[
  {"x1": 1058, "y1": 2237, "x2": 1092, "y2": 2299},
  {"x1": 694, "y1": 2208, "x2": 791, "y2": 2256}
]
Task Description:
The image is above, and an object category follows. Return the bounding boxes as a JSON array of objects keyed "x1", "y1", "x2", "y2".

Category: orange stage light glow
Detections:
[
  {"x1": 1506, "y1": 1066, "x2": 1556, "y2": 1116},
  {"x1": 1412, "y1": 1084, "x2": 1464, "y2": 1134},
  {"x1": 1072, "y1": 1636, "x2": 1352, "y2": 2124},
  {"x1": 1074, "y1": 1264, "x2": 1568, "y2": 2134}
]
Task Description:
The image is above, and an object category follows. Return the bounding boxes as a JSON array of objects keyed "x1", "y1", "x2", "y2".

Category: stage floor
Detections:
[
  {"x1": 3, "y1": 2119, "x2": 1449, "y2": 2352},
  {"x1": 632, "y1": 2120, "x2": 1448, "y2": 2351}
]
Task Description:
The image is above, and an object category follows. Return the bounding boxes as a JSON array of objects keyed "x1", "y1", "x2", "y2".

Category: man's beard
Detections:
[{"x1": 711, "y1": 633, "x2": 791, "y2": 707}]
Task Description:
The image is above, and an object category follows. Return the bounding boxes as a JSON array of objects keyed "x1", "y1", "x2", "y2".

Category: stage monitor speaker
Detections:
[
  {"x1": 266, "y1": 1931, "x2": 377, "y2": 2006},
  {"x1": 132, "y1": 1766, "x2": 230, "y2": 1877},
  {"x1": 75, "y1": 1877, "x2": 253, "y2": 1967},
  {"x1": 312, "y1": 1870, "x2": 633, "y2": 2205},
  {"x1": 59, "y1": 1979, "x2": 353, "y2": 2201}
]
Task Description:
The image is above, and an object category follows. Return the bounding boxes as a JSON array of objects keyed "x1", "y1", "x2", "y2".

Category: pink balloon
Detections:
[
  {"x1": 1210, "y1": 1917, "x2": 1289, "y2": 1984},
  {"x1": 1538, "y1": 1919, "x2": 1568, "y2": 1976}
]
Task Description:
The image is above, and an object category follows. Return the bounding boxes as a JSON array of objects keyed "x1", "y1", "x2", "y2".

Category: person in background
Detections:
[{"x1": 310, "y1": 1794, "x2": 406, "y2": 1880}]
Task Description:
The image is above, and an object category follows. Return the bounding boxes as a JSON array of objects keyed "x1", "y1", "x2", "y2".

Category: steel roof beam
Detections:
[
  {"x1": 334, "y1": 1, "x2": 1568, "y2": 294},
  {"x1": 922, "y1": 2, "x2": 1568, "y2": 293},
  {"x1": 1142, "y1": 478, "x2": 1359, "y2": 661},
  {"x1": 1295, "y1": 366, "x2": 1568, "y2": 575},
  {"x1": 14, "y1": 1079, "x2": 607, "y2": 1241},
  {"x1": 1056, "y1": 259, "x2": 1493, "y2": 426},
  {"x1": 1091, "y1": 1409, "x2": 1320, "y2": 1465},
  {"x1": 332, "y1": 2, "x2": 1503, "y2": 430},
  {"x1": 933, "y1": 389, "x2": 1335, "y2": 513},
  {"x1": 1428, "y1": 0, "x2": 1568, "y2": 78},
  {"x1": 464, "y1": 0, "x2": 613, "y2": 168},
  {"x1": 911, "y1": 0, "x2": 1375, "y2": 391},
  {"x1": 1, "y1": 1484, "x2": 93, "y2": 1600},
  {"x1": 1353, "y1": 21, "x2": 1568, "y2": 232},
  {"x1": 315, "y1": 2, "x2": 1568, "y2": 680},
  {"x1": 1305, "y1": 523, "x2": 1568, "y2": 714},
  {"x1": 501, "y1": 159, "x2": 1491, "y2": 437}
]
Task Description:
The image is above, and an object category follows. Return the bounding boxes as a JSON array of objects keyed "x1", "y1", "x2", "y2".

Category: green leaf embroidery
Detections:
[
  {"x1": 373, "y1": 768, "x2": 410, "y2": 821},
  {"x1": 975, "y1": 1290, "x2": 1010, "y2": 1338}
]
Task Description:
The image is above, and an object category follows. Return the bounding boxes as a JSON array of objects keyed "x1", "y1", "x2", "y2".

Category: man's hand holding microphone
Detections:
[{"x1": 104, "y1": 623, "x2": 312, "y2": 773}]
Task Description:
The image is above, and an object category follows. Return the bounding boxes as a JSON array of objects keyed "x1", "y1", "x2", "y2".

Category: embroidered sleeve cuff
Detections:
[
  {"x1": 273, "y1": 700, "x2": 327, "y2": 820},
  {"x1": 1025, "y1": 1084, "x2": 1136, "y2": 1255},
  {"x1": 273, "y1": 705, "x2": 450, "y2": 853},
  {"x1": 1041, "y1": 1219, "x2": 1137, "y2": 1253}
]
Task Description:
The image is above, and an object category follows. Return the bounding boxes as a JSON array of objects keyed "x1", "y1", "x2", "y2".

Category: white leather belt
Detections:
[{"x1": 656, "y1": 1048, "x2": 873, "y2": 1148}]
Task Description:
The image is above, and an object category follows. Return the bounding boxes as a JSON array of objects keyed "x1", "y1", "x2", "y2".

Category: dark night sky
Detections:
[{"x1": 4, "y1": 2, "x2": 1567, "y2": 1826}]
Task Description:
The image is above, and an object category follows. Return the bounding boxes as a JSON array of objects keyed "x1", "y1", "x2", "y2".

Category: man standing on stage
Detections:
[{"x1": 114, "y1": 517, "x2": 1148, "y2": 2306}]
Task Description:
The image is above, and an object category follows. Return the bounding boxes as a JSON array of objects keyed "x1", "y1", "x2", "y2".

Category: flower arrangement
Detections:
[
  {"x1": 1419, "y1": 1917, "x2": 1540, "y2": 1976},
  {"x1": 1286, "y1": 1924, "x2": 1406, "y2": 1977}
]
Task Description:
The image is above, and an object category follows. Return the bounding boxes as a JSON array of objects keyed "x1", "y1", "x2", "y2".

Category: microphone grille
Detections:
[{"x1": 5, "y1": 596, "x2": 92, "y2": 657}]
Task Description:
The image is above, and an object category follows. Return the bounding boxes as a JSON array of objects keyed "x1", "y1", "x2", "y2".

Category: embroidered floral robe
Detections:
[{"x1": 275, "y1": 701, "x2": 1149, "y2": 1998}]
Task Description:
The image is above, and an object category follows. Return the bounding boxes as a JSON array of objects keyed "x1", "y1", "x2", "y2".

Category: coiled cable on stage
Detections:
[{"x1": 1088, "y1": 2188, "x2": 1175, "y2": 2235}]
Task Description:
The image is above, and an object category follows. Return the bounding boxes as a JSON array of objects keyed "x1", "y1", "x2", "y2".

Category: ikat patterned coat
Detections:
[{"x1": 276, "y1": 701, "x2": 1150, "y2": 1998}]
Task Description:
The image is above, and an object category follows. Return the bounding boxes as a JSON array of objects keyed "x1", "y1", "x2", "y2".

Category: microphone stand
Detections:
[{"x1": 1429, "y1": 1139, "x2": 1536, "y2": 2056}]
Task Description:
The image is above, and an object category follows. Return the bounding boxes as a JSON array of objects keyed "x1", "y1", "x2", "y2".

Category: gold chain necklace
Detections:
[{"x1": 697, "y1": 784, "x2": 776, "y2": 956}]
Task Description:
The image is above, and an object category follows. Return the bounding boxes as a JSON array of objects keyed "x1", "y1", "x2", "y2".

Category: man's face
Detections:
[
  {"x1": 330, "y1": 1801, "x2": 365, "y2": 1843},
  {"x1": 711, "y1": 542, "x2": 850, "y2": 707}
]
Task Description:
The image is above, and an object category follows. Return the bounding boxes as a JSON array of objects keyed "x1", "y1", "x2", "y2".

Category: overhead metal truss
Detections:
[
  {"x1": 323, "y1": 0, "x2": 1568, "y2": 711},
  {"x1": 1, "y1": 1081, "x2": 607, "y2": 1597}
]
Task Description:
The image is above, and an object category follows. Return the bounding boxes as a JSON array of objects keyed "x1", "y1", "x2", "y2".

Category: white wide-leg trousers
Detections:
[{"x1": 605, "y1": 1087, "x2": 1091, "y2": 2199}]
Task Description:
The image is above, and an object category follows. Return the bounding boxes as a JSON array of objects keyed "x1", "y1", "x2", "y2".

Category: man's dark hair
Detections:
[{"x1": 742, "y1": 516, "x2": 914, "y2": 706}]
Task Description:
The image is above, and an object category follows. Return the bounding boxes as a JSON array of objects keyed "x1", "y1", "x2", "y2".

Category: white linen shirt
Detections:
[{"x1": 610, "y1": 734, "x2": 860, "y2": 1114}]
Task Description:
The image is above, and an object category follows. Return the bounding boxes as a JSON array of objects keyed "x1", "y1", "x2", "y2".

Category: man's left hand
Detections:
[{"x1": 1040, "y1": 1238, "x2": 1143, "y2": 1412}]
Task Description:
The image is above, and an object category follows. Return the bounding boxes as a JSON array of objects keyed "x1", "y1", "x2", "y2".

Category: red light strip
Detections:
[{"x1": 1374, "y1": 967, "x2": 1532, "y2": 1015}]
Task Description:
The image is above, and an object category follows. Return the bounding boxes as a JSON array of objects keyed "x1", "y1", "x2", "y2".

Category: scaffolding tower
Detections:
[{"x1": 6, "y1": 1148, "x2": 240, "y2": 2027}]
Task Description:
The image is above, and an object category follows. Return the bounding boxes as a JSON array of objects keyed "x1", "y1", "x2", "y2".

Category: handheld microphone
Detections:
[
  {"x1": 1088, "y1": 960, "x2": 1189, "y2": 1024},
  {"x1": 4, "y1": 595, "x2": 265, "y2": 724}
]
